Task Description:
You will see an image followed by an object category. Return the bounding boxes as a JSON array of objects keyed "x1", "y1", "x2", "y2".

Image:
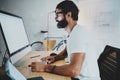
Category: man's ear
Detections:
[{"x1": 66, "y1": 12, "x2": 72, "y2": 18}]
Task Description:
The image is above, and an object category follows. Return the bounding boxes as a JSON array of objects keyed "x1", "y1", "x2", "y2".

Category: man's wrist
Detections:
[
  {"x1": 44, "y1": 65, "x2": 56, "y2": 73},
  {"x1": 50, "y1": 65, "x2": 56, "y2": 73}
]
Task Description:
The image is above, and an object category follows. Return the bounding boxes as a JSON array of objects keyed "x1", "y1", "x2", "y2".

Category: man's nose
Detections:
[{"x1": 55, "y1": 17, "x2": 59, "y2": 22}]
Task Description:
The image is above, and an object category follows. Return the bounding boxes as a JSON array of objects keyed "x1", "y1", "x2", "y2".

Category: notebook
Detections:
[{"x1": 5, "y1": 60, "x2": 44, "y2": 80}]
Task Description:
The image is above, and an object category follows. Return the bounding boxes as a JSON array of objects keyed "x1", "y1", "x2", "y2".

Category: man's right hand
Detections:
[{"x1": 41, "y1": 56, "x2": 56, "y2": 64}]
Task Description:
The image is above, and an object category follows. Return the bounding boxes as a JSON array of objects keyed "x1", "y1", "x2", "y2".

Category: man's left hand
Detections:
[{"x1": 29, "y1": 62, "x2": 46, "y2": 72}]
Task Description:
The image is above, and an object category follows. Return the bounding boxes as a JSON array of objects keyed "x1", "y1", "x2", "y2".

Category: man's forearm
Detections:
[
  {"x1": 44, "y1": 64, "x2": 77, "y2": 77},
  {"x1": 55, "y1": 48, "x2": 68, "y2": 61},
  {"x1": 44, "y1": 53, "x2": 84, "y2": 78},
  {"x1": 54, "y1": 54, "x2": 67, "y2": 61}
]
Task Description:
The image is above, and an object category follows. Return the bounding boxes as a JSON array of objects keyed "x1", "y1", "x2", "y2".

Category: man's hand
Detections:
[
  {"x1": 29, "y1": 62, "x2": 46, "y2": 72},
  {"x1": 41, "y1": 56, "x2": 55, "y2": 64}
]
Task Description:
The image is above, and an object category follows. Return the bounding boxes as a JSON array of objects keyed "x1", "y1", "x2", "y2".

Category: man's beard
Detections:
[{"x1": 57, "y1": 18, "x2": 68, "y2": 28}]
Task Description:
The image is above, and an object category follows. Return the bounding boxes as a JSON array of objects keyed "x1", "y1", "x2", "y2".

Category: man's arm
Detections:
[
  {"x1": 54, "y1": 47, "x2": 68, "y2": 61},
  {"x1": 45, "y1": 52, "x2": 85, "y2": 77},
  {"x1": 41, "y1": 48, "x2": 68, "y2": 63}
]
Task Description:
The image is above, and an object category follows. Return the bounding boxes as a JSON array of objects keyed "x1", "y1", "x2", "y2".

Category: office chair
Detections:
[
  {"x1": 98, "y1": 45, "x2": 120, "y2": 80},
  {"x1": 30, "y1": 40, "x2": 56, "y2": 51},
  {"x1": 30, "y1": 41, "x2": 44, "y2": 51},
  {"x1": 53, "y1": 40, "x2": 66, "y2": 51}
]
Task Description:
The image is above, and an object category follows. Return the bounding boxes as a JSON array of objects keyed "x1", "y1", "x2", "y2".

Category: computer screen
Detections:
[{"x1": 0, "y1": 11, "x2": 29, "y2": 55}]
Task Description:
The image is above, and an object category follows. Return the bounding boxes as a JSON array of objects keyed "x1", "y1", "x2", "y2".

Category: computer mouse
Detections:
[{"x1": 50, "y1": 53, "x2": 57, "y2": 56}]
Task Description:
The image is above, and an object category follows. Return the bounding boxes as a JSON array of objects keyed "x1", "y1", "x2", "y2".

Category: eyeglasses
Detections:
[
  {"x1": 55, "y1": 11, "x2": 63, "y2": 14},
  {"x1": 55, "y1": 11, "x2": 63, "y2": 17}
]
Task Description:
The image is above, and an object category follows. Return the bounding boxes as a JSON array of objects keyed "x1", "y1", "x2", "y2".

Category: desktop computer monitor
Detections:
[{"x1": 0, "y1": 10, "x2": 31, "y2": 63}]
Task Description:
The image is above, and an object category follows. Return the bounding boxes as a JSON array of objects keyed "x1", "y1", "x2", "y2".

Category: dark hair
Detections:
[{"x1": 56, "y1": 0, "x2": 79, "y2": 21}]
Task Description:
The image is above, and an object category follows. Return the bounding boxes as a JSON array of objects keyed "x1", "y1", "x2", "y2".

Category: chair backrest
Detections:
[
  {"x1": 53, "y1": 40, "x2": 66, "y2": 51},
  {"x1": 98, "y1": 45, "x2": 120, "y2": 80},
  {"x1": 30, "y1": 41, "x2": 44, "y2": 51}
]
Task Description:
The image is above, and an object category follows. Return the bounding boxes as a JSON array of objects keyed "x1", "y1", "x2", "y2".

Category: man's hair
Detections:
[{"x1": 56, "y1": 0, "x2": 79, "y2": 21}]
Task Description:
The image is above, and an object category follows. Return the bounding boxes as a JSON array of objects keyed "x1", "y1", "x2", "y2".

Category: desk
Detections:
[{"x1": 16, "y1": 51, "x2": 71, "y2": 80}]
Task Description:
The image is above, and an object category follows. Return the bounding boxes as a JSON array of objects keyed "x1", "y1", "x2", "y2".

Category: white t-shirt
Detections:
[{"x1": 66, "y1": 24, "x2": 101, "y2": 80}]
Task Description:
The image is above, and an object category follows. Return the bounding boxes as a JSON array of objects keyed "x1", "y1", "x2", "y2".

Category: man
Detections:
[{"x1": 29, "y1": 0, "x2": 101, "y2": 80}]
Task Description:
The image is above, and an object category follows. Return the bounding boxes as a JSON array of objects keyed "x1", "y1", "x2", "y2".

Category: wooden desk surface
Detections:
[{"x1": 16, "y1": 51, "x2": 71, "y2": 80}]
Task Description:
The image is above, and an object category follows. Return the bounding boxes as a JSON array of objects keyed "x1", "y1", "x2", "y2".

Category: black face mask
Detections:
[{"x1": 57, "y1": 18, "x2": 68, "y2": 28}]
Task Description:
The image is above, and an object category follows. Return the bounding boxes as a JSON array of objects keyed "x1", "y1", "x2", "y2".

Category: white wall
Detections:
[
  {"x1": 0, "y1": 0, "x2": 120, "y2": 58},
  {"x1": 78, "y1": 0, "x2": 120, "y2": 57},
  {"x1": 0, "y1": 0, "x2": 67, "y2": 44},
  {"x1": 0, "y1": 0, "x2": 78, "y2": 64},
  {"x1": 0, "y1": 0, "x2": 80, "y2": 51}
]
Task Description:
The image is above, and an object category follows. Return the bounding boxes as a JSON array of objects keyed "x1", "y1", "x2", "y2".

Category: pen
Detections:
[{"x1": 30, "y1": 55, "x2": 40, "y2": 58}]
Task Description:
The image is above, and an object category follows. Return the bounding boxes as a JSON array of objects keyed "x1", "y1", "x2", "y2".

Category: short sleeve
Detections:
[{"x1": 67, "y1": 26, "x2": 93, "y2": 54}]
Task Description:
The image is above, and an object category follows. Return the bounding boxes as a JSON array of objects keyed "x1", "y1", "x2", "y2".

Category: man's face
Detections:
[
  {"x1": 55, "y1": 9, "x2": 64, "y2": 22},
  {"x1": 55, "y1": 8, "x2": 68, "y2": 28}
]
